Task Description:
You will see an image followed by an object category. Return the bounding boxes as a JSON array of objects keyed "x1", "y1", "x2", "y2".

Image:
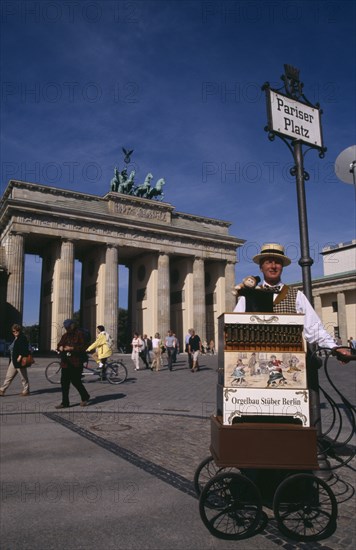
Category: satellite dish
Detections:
[{"x1": 335, "y1": 145, "x2": 356, "y2": 185}]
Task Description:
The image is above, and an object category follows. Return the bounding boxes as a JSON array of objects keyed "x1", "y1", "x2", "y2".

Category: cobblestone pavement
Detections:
[{"x1": 1, "y1": 352, "x2": 355, "y2": 549}]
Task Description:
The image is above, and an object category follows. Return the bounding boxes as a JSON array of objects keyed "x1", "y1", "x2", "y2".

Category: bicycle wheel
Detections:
[
  {"x1": 86, "y1": 359, "x2": 99, "y2": 371},
  {"x1": 273, "y1": 473, "x2": 338, "y2": 541},
  {"x1": 106, "y1": 362, "x2": 128, "y2": 384},
  {"x1": 199, "y1": 472, "x2": 263, "y2": 540},
  {"x1": 45, "y1": 361, "x2": 61, "y2": 384}
]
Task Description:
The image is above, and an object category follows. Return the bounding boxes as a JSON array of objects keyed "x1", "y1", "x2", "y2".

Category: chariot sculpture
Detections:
[{"x1": 110, "y1": 149, "x2": 165, "y2": 201}]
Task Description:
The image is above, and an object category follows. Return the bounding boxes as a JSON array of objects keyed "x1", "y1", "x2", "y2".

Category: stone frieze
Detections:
[
  {"x1": 13, "y1": 214, "x2": 237, "y2": 258},
  {"x1": 112, "y1": 202, "x2": 170, "y2": 222}
]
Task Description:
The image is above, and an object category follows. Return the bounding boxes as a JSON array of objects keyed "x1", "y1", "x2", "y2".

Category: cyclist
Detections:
[{"x1": 86, "y1": 325, "x2": 114, "y2": 378}]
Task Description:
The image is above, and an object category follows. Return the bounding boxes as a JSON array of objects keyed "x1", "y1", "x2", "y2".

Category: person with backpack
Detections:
[{"x1": 86, "y1": 325, "x2": 113, "y2": 376}]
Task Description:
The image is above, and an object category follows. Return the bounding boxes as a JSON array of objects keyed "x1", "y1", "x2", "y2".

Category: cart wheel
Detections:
[
  {"x1": 273, "y1": 473, "x2": 337, "y2": 542},
  {"x1": 199, "y1": 472, "x2": 263, "y2": 540},
  {"x1": 193, "y1": 456, "x2": 237, "y2": 497}
]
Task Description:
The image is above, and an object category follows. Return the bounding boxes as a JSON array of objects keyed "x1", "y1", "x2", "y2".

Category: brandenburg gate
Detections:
[{"x1": 0, "y1": 179, "x2": 244, "y2": 350}]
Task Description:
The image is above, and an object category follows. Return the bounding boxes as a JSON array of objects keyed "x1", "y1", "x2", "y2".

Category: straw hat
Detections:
[{"x1": 252, "y1": 243, "x2": 291, "y2": 266}]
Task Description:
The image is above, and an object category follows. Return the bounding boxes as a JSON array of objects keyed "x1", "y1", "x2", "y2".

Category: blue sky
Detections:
[{"x1": 1, "y1": 0, "x2": 355, "y2": 325}]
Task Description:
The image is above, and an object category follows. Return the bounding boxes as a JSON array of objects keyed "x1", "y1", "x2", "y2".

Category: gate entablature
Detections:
[
  {"x1": 0, "y1": 180, "x2": 241, "y2": 263},
  {"x1": 0, "y1": 180, "x2": 244, "y2": 349}
]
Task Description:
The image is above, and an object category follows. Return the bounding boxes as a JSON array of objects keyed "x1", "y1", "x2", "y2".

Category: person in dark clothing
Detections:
[
  {"x1": 165, "y1": 330, "x2": 176, "y2": 371},
  {"x1": 0, "y1": 324, "x2": 31, "y2": 396},
  {"x1": 140, "y1": 334, "x2": 152, "y2": 369},
  {"x1": 55, "y1": 319, "x2": 90, "y2": 408},
  {"x1": 188, "y1": 329, "x2": 202, "y2": 372}
]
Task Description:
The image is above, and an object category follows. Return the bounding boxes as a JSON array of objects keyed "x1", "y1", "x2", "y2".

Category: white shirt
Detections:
[
  {"x1": 233, "y1": 281, "x2": 336, "y2": 349},
  {"x1": 152, "y1": 337, "x2": 161, "y2": 349},
  {"x1": 131, "y1": 337, "x2": 143, "y2": 352}
]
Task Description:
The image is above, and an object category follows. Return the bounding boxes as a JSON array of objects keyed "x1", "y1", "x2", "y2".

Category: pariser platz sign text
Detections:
[{"x1": 266, "y1": 89, "x2": 323, "y2": 148}]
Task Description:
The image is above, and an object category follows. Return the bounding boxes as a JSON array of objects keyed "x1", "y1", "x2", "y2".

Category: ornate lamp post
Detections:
[{"x1": 262, "y1": 65, "x2": 327, "y2": 446}]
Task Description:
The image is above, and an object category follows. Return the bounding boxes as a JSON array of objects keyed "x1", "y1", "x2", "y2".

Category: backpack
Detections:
[{"x1": 104, "y1": 331, "x2": 114, "y2": 350}]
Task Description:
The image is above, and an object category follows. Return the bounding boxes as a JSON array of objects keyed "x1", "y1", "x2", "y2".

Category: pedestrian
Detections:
[
  {"x1": 0, "y1": 324, "x2": 31, "y2": 396},
  {"x1": 185, "y1": 329, "x2": 193, "y2": 369},
  {"x1": 188, "y1": 329, "x2": 202, "y2": 372},
  {"x1": 131, "y1": 332, "x2": 144, "y2": 371},
  {"x1": 86, "y1": 325, "x2": 113, "y2": 377},
  {"x1": 55, "y1": 319, "x2": 90, "y2": 408},
  {"x1": 348, "y1": 337, "x2": 356, "y2": 355},
  {"x1": 209, "y1": 339, "x2": 215, "y2": 355},
  {"x1": 139, "y1": 334, "x2": 150, "y2": 369},
  {"x1": 143, "y1": 334, "x2": 153, "y2": 366},
  {"x1": 151, "y1": 332, "x2": 163, "y2": 371},
  {"x1": 165, "y1": 329, "x2": 176, "y2": 371},
  {"x1": 233, "y1": 242, "x2": 351, "y2": 360},
  {"x1": 172, "y1": 333, "x2": 179, "y2": 363}
]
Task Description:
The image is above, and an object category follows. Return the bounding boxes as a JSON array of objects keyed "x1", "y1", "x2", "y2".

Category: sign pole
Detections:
[
  {"x1": 263, "y1": 66, "x2": 328, "y2": 468},
  {"x1": 292, "y1": 139, "x2": 323, "y2": 441},
  {"x1": 293, "y1": 140, "x2": 314, "y2": 304}
]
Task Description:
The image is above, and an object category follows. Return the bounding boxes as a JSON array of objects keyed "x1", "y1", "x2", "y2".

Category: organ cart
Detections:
[{"x1": 194, "y1": 312, "x2": 355, "y2": 542}]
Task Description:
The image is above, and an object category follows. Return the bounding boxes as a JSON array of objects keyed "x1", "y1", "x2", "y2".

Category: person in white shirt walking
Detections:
[
  {"x1": 131, "y1": 332, "x2": 144, "y2": 371},
  {"x1": 151, "y1": 332, "x2": 163, "y2": 371}
]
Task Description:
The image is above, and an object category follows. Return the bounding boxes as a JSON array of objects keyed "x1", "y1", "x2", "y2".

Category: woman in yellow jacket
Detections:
[{"x1": 86, "y1": 325, "x2": 113, "y2": 374}]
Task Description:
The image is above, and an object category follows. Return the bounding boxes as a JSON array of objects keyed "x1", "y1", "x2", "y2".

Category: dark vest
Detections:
[{"x1": 239, "y1": 285, "x2": 297, "y2": 314}]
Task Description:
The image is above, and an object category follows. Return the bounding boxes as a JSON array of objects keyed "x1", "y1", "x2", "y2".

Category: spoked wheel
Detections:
[
  {"x1": 273, "y1": 473, "x2": 337, "y2": 541},
  {"x1": 45, "y1": 361, "x2": 61, "y2": 384},
  {"x1": 87, "y1": 359, "x2": 99, "y2": 370},
  {"x1": 194, "y1": 455, "x2": 237, "y2": 497},
  {"x1": 199, "y1": 472, "x2": 263, "y2": 540},
  {"x1": 106, "y1": 362, "x2": 128, "y2": 384}
]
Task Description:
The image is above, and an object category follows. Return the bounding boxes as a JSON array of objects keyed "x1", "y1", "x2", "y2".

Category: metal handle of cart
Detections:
[
  {"x1": 330, "y1": 345, "x2": 356, "y2": 362},
  {"x1": 316, "y1": 346, "x2": 356, "y2": 472}
]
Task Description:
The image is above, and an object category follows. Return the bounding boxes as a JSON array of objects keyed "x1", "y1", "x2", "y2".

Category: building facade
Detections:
[
  {"x1": 292, "y1": 241, "x2": 356, "y2": 344},
  {"x1": 0, "y1": 180, "x2": 244, "y2": 350}
]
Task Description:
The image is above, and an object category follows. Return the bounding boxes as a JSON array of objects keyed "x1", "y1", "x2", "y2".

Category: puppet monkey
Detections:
[{"x1": 232, "y1": 275, "x2": 261, "y2": 297}]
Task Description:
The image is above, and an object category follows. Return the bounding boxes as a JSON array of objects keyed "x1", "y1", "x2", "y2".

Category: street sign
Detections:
[{"x1": 266, "y1": 89, "x2": 323, "y2": 148}]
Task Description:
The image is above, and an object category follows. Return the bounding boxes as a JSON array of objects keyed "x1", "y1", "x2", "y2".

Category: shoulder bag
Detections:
[{"x1": 21, "y1": 354, "x2": 35, "y2": 367}]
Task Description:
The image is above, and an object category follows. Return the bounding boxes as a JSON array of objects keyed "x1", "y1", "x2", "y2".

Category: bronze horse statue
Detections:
[
  {"x1": 147, "y1": 178, "x2": 165, "y2": 200},
  {"x1": 118, "y1": 170, "x2": 136, "y2": 194},
  {"x1": 134, "y1": 173, "x2": 153, "y2": 198}
]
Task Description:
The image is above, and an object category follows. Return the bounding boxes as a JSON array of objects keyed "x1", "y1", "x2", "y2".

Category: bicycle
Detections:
[{"x1": 45, "y1": 355, "x2": 128, "y2": 385}]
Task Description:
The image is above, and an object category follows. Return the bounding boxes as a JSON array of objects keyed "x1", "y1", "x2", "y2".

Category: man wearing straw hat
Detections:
[{"x1": 234, "y1": 243, "x2": 350, "y2": 357}]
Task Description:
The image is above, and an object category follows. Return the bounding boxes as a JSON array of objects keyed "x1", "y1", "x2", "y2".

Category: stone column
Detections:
[
  {"x1": 193, "y1": 256, "x2": 206, "y2": 341},
  {"x1": 157, "y1": 253, "x2": 170, "y2": 336},
  {"x1": 337, "y1": 292, "x2": 347, "y2": 344},
  {"x1": 58, "y1": 240, "x2": 74, "y2": 321},
  {"x1": 6, "y1": 232, "x2": 25, "y2": 327},
  {"x1": 104, "y1": 245, "x2": 118, "y2": 348},
  {"x1": 39, "y1": 253, "x2": 54, "y2": 351},
  {"x1": 225, "y1": 261, "x2": 236, "y2": 312}
]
